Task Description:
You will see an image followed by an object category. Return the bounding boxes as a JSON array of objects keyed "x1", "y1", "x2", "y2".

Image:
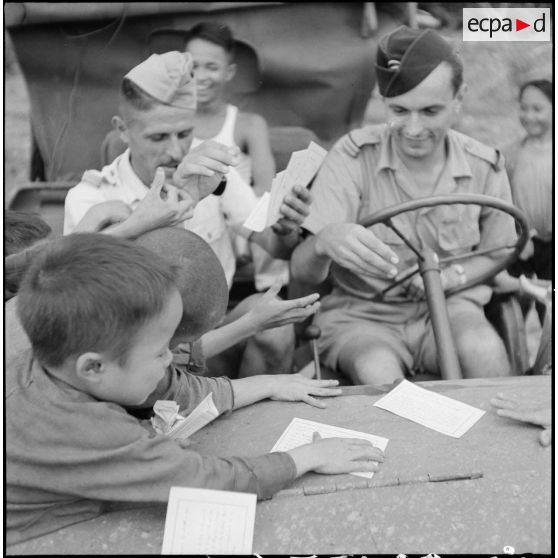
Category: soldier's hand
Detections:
[
  {"x1": 272, "y1": 184, "x2": 312, "y2": 236},
  {"x1": 171, "y1": 140, "x2": 240, "y2": 204},
  {"x1": 315, "y1": 223, "x2": 399, "y2": 278},
  {"x1": 405, "y1": 273, "x2": 425, "y2": 300}
]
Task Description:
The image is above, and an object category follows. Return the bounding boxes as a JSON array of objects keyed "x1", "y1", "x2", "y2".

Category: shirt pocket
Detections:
[
  {"x1": 433, "y1": 204, "x2": 481, "y2": 253},
  {"x1": 371, "y1": 217, "x2": 414, "y2": 248}
]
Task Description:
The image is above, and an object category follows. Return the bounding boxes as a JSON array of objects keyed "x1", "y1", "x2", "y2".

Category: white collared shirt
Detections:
[{"x1": 64, "y1": 149, "x2": 257, "y2": 288}]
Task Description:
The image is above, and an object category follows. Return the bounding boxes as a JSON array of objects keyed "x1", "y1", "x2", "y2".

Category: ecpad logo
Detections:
[{"x1": 463, "y1": 7, "x2": 550, "y2": 42}]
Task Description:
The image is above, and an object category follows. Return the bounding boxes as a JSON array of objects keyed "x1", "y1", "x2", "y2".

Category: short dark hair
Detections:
[
  {"x1": 185, "y1": 22, "x2": 236, "y2": 59},
  {"x1": 120, "y1": 77, "x2": 161, "y2": 113},
  {"x1": 17, "y1": 233, "x2": 178, "y2": 368},
  {"x1": 4, "y1": 210, "x2": 51, "y2": 257},
  {"x1": 519, "y1": 79, "x2": 553, "y2": 104},
  {"x1": 445, "y1": 54, "x2": 464, "y2": 96},
  {"x1": 134, "y1": 227, "x2": 229, "y2": 343}
]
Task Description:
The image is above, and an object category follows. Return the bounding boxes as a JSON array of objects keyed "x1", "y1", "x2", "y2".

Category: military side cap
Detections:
[
  {"x1": 376, "y1": 26, "x2": 456, "y2": 97},
  {"x1": 125, "y1": 51, "x2": 197, "y2": 110}
]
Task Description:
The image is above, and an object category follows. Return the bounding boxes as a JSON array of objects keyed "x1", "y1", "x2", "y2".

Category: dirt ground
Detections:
[{"x1": 3, "y1": 28, "x2": 550, "y2": 361}]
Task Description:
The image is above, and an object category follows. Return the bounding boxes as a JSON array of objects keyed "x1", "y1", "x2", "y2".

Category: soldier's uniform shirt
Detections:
[
  {"x1": 64, "y1": 149, "x2": 258, "y2": 288},
  {"x1": 303, "y1": 124, "x2": 517, "y2": 371}
]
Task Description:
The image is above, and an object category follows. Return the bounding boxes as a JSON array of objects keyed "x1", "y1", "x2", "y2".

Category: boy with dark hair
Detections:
[
  {"x1": 185, "y1": 21, "x2": 275, "y2": 195},
  {"x1": 4, "y1": 210, "x2": 52, "y2": 257},
  {"x1": 4, "y1": 211, "x2": 52, "y2": 300},
  {"x1": 6, "y1": 232, "x2": 383, "y2": 546}
]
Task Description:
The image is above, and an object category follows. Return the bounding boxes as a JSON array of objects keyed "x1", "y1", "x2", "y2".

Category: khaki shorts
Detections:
[{"x1": 316, "y1": 288, "x2": 489, "y2": 375}]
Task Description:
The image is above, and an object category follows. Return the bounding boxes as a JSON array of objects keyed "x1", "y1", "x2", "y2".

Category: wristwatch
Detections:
[{"x1": 213, "y1": 177, "x2": 227, "y2": 196}]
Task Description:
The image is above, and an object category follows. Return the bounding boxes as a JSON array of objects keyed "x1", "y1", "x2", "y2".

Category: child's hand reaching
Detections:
[
  {"x1": 288, "y1": 432, "x2": 384, "y2": 476},
  {"x1": 246, "y1": 279, "x2": 320, "y2": 332},
  {"x1": 269, "y1": 374, "x2": 342, "y2": 408},
  {"x1": 491, "y1": 392, "x2": 552, "y2": 446}
]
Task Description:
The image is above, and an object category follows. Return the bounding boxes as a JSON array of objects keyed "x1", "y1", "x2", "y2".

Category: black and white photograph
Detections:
[{"x1": 4, "y1": 2, "x2": 554, "y2": 555}]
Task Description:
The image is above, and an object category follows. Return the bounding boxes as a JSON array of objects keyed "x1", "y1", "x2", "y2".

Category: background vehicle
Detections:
[{"x1": 5, "y1": 1, "x2": 410, "y2": 216}]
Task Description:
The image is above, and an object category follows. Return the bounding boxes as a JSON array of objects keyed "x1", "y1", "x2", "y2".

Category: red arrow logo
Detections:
[{"x1": 516, "y1": 18, "x2": 530, "y2": 31}]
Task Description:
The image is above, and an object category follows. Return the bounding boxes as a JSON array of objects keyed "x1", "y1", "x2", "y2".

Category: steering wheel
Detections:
[
  {"x1": 358, "y1": 193, "x2": 529, "y2": 380},
  {"x1": 359, "y1": 193, "x2": 530, "y2": 301}
]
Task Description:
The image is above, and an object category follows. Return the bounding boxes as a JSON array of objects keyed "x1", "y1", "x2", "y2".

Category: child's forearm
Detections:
[
  {"x1": 231, "y1": 376, "x2": 275, "y2": 409},
  {"x1": 250, "y1": 228, "x2": 301, "y2": 260},
  {"x1": 200, "y1": 314, "x2": 258, "y2": 359}
]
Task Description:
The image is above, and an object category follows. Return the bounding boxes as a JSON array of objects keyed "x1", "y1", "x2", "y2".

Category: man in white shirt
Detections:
[{"x1": 65, "y1": 51, "x2": 313, "y2": 377}]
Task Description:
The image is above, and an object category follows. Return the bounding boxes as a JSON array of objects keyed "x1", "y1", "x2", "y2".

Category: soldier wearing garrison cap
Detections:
[
  {"x1": 64, "y1": 51, "x2": 240, "y2": 237},
  {"x1": 292, "y1": 26, "x2": 517, "y2": 385},
  {"x1": 64, "y1": 50, "x2": 314, "y2": 380}
]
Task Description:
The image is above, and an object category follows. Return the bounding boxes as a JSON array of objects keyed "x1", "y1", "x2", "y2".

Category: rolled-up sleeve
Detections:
[
  {"x1": 64, "y1": 182, "x2": 107, "y2": 234},
  {"x1": 303, "y1": 138, "x2": 363, "y2": 235},
  {"x1": 477, "y1": 158, "x2": 518, "y2": 252}
]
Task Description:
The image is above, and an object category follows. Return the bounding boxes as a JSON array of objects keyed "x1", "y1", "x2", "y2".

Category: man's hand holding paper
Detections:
[{"x1": 243, "y1": 141, "x2": 327, "y2": 232}]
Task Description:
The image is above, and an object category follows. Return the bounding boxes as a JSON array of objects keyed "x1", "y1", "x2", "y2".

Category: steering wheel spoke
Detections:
[
  {"x1": 360, "y1": 194, "x2": 529, "y2": 302},
  {"x1": 359, "y1": 194, "x2": 529, "y2": 381},
  {"x1": 384, "y1": 218, "x2": 424, "y2": 261},
  {"x1": 374, "y1": 263, "x2": 420, "y2": 300}
]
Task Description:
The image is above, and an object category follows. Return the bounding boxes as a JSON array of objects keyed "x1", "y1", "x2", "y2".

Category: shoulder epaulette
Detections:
[
  {"x1": 454, "y1": 131, "x2": 503, "y2": 171},
  {"x1": 80, "y1": 169, "x2": 104, "y2": 188},
  {"x1": 342, "y1": 125, "x2": 384, "y2": 157}
]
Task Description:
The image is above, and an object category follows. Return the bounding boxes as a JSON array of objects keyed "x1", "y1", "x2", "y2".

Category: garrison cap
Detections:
[
  {"x1": 376, "y1": 26, "x2": 457, "y2": 98},
  {"x1": 125, "y1": 51, "x2": 197, "y2": 110}
]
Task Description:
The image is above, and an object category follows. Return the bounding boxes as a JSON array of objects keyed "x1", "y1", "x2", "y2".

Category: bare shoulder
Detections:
[{"x1": 236, "y1": 111, "x2": 270, "y2": 142}]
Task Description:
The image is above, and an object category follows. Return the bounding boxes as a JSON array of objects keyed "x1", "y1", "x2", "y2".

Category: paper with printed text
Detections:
[
  {"x1": 373, "y1": 379, "x2": 485, "y2": 437},
  {"x1": 270, "y1": 417, "x2": 389, "y2": 479},
  {"x1": 161, "y1": 487, "x2": 256, "y2": 554}
]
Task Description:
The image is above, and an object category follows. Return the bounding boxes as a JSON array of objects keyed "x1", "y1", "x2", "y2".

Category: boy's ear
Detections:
[
  {"x1": 75, "y1": 352, "x2": 105, "y2": 384},
  {"x1": 225, "y1": 63, "x2": 237, "y2": 83},
  {"x1": 112, "y1": 115, "x2": 130, "y2": 144}
]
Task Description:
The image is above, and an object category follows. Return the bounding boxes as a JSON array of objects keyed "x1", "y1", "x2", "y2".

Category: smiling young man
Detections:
[
  {"x1": 184, "y1": 22, "x2": 276, "y2": 196},
  {"x1": 184, "y1": 22, "x2": 293, "y2": 300},
  {"x1": 291, "y1": 26, "x2": 517, "y2": 385}
]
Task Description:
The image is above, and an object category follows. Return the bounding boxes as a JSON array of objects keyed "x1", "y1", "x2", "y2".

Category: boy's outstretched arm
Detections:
[
  {"x1": 288, "y1": 432, "x2": 384, "y2": 476},
  {"x1": 201, "y1": 282, "x2": 320, "y2": 358},
  {"x1": 231, "y1": 373, "x2": 342, "y2": 410}
]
